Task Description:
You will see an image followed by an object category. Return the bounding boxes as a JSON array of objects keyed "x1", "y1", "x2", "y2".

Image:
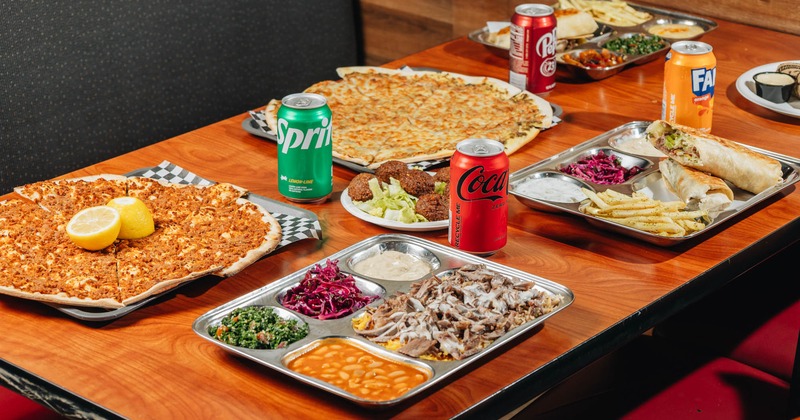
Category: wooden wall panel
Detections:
[
  {"x1": 359, "y1": 0, "x2": 455, "y2": 65},
  {"x1": 358, "y1": 0, "x2": 799, "y2": 66},
  {"x1": 641, "y1": 0, "x2": 800, "y2": 36}
]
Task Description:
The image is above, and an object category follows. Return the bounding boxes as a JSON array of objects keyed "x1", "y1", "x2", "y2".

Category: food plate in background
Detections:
[
  {"x1": 192, "y1": 234, "x2": 574, "y2": 407},
  {"x1": 736, "y1": 61, "x2": 800, "y2": 119},
  {"x1": 340, "y1": 187, "x2": 448, "y2": 232},
  {"x1": 508, "y1": 121, "x2": 800, "y2": 246},
  {"x1": 468, "y1": 23, "x2": 615, "y2": 57},
  {"x1": 470, "y1": 2, "x2": 716, "y2": 81}
]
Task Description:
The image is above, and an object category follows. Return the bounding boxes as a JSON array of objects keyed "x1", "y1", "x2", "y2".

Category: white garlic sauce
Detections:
[
  {"x1": 612, "y1": 135, "x2": 665, "y2": 157},
  {"x1": 516, "y1": 177, "x2": 587, "y2": 203},
  {"x1": 352, "y1": 250, "x2": 432, "y2": 281}
]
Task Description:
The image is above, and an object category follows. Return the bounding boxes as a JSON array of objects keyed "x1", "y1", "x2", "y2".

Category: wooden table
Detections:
[{"x1": 2, "y1": 13, "x2": 798, "y2": 420}]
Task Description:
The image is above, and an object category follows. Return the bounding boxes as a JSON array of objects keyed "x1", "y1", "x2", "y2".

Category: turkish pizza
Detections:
[
  {"x1": 263, "y1": 67, "x2": 554, "y2": 169},
  {"x1": 0, "y1": 176, "x2": 282, "y2": 309}
]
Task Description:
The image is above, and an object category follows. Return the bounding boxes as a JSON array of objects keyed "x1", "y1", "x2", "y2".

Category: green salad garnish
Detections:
[
  {"x1": 209, "y1": 306, "x2": 309, "y2": 349},
  {"x1": 353, "y1": 178, "x2": 428, "y2": 223}
]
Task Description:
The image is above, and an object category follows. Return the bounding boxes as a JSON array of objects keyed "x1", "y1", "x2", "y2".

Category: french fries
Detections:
[
  {"x1": 559, "y1": 0, "x2": 652, "y2": 27},
  {"x1": 578, "y1": 188, "x2": 710, "y2": 237}
]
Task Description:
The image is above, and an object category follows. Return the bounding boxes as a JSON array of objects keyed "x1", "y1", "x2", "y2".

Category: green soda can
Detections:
[{"x1": 276, "y1": 93, "x2": 333, "y2": 203}]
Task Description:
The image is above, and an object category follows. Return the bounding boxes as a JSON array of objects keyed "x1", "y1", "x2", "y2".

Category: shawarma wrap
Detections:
[
  {"x1": 658, "y1": 158, "x2": 733, "y2": 217},
  {"x1": 646, "y1": 120, "x2": 783, "y2": 194}
]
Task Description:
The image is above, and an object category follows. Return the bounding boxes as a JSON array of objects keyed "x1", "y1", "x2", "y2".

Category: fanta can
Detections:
[{"x1": 662, "y1": 41, "x2": 716, "y2": 132}]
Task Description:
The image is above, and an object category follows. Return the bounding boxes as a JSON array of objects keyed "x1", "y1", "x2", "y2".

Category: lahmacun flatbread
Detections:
[
  {"x1": 263, "y1": 66, "x2": 553, "y2": 169},
  {"x1": 0, "y1": 175, "x2": 282, "y2": 309}
]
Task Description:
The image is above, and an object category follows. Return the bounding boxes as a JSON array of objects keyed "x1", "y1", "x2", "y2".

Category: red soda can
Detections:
[
  {"x1": 449, "y1": 139, "x2": 509, "y2": 256},
  {"x1": 662, "y1": 41, "x2": 716, "y2": 132},
  {"x1": 509, "y1": 4, "x2": 557, "y2": 94}
]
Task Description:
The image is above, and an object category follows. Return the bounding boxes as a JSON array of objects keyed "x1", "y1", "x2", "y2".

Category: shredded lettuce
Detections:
[{"x1": 353, "y1": 178, "x2": 428, "y2": 223}]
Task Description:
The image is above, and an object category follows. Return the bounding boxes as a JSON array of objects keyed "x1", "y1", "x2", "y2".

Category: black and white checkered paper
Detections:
[{"x1": 140, "y1": 161, "x2": 322, "y2": 249}]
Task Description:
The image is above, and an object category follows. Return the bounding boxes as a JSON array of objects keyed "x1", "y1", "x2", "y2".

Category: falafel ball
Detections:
[
  {"x1": 400, "y1": 170, "x2": 435, "y2": 197},
  {"x1": 347, "y1": 173, "x2": 377, "y2": 202},
  {"x1": 415, "y1": 193, "x2": 448, "y2": 221},
  {"x1": 432, "y1": 167, "x2": 450, "y2": 184},
  {"x1": 374, "y1": 160, "x2": 409, "y2": 184}
]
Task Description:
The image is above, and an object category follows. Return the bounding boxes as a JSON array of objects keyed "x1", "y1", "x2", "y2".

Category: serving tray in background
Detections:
[{"x1": 509, "y1": 121, "x2": 800, "y2": 246}]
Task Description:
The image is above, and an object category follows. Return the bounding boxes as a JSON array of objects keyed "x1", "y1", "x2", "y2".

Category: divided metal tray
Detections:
[
  {"x1": 192, "y1": 234, "x2": 574, "y2": 407},
  {"x1": 509, "y1": 121, "x2": 800, "y2": 246}
]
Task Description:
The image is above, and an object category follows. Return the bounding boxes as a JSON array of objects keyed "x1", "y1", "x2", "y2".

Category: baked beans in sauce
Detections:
[{"x1": 285, "y1": 337, "x2": 431, "y2": 401}]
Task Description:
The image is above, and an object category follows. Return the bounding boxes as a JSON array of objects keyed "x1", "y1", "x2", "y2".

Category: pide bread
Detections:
[
  {"x1": 555, "y1": 8, "x2": 598, "y2": 39},
  {"x1": 264, "y1": 67, "x2": 553, "y2": 169}
]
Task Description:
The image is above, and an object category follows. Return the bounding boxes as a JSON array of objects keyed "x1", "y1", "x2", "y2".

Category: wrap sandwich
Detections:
[
  {"x1": 646, "y1": 120, "x2": 783, "y2": 194},
  {"x1": 659, "y1": 158, "x2": 733, "y2": 216}
]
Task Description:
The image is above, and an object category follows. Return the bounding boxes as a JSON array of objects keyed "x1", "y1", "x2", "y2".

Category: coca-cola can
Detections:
[
  {"x1": 449, "y1": 139, "x2": 509, "y2": 256},
  {"x1": 509, "y1": 4, "x2": 557, "y2": 94}
]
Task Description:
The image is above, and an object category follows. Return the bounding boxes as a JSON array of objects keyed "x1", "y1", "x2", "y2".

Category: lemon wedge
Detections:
[
  {"x1": 107, "y1": 197, "x2": 155, "y2": 239},
  {"x1": 66, "y1": 206, "x2": 122, "y2": 251}
]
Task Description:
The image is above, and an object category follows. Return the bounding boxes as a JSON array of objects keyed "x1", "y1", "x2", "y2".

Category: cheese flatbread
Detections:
[{"x1": 264, "y1": 67, "x2": 553, "y2": 169}]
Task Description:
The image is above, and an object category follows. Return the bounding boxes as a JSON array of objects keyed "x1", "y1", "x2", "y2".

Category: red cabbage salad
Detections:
[
  {"x1": 559, "y1": 150, "x2": 643, "y2": 185},
  {"x1": 280, "y1": 259, "x2": 379, "y2": 320}
]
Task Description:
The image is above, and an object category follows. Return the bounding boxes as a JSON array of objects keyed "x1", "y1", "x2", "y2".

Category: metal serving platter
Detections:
[
  {"x1": 192, "y1": 234, "x2": 574, "y2": 408},
  {"x1": 509, "y1": 121, "x2": 800, "y2": 247},
  {"x1": 556, "y1": 32, "x2": 669, "y2": 80},
  {"x1": 606, "y1": 2, "x2": 718, "y2": 41},
  {"x1": 468, "y1": 23, "x2": 616, "y2": 58},
  {"x1": 469, "y1": 2, "x2": 717, "y2": 81}
]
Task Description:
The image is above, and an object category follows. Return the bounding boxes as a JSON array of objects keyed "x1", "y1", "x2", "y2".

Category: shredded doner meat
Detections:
[{"x1": 353, "y1": 264, "x2": 562, "y2": 360}]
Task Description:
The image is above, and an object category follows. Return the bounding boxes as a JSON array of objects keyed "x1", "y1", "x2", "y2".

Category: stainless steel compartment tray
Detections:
[
  {"x1": 509, "y1": 121, "x2": 800, "y2": 246},
  {"x1": 192, "y1": 234, "x2": 574, "y2": 408}
]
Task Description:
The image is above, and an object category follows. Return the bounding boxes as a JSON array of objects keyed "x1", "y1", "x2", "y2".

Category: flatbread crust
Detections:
[
  {"x1": 264, "y1": 66, "x2": 553, "y2": 169},
  {"x1": 0, "y1": 175, "x2": 283, "y2": 309}
]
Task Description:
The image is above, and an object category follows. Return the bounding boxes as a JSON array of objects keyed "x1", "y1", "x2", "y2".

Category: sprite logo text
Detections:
[
  {"x1": 456, "y1": 166, "x2": 508, "y2": 202},
  {"x1": 277, "y1": 116, "x2": 332, "y2": 154}
]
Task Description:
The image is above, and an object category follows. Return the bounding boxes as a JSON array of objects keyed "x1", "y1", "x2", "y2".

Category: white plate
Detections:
[
  {"x1": 340, "y1": 188, "x2": 448, "y2": 232},
  {"x1": 735, "y1": 61, "x2": 800, "y2": 118}
]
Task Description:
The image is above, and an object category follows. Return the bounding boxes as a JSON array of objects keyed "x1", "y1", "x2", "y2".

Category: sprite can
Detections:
[{"x1": 276, "y1": 93, "x2": 333, "y2": 203}]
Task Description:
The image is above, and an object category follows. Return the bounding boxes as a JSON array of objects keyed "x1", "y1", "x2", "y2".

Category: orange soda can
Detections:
[{"x1": 661, "y1": 41, "x2": 716, "y2": 133}]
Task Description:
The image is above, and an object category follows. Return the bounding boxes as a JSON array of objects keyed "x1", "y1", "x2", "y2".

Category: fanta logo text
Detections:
[
  {"x1": 277, "y1": 117, "x2": 332, "y2": 154},
  {"x1": 691, "y1": 67, "x2": 716, "y2": 97},
  {"x1": 535, "y1": 30, "x2": 557, "y2": 58},
  {"x1": 456, "y1": 166, "x2": 507, "y2": 202}
]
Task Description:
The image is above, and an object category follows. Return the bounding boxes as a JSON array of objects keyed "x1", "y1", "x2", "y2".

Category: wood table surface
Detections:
[{"x1": 1, "y1": 12, "x2": 799, "y2": 420}]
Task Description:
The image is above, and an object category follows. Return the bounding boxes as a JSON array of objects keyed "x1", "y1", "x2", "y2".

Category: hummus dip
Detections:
[{"x1": 353, "y1": 250, "x2": 432, "y2": 281}]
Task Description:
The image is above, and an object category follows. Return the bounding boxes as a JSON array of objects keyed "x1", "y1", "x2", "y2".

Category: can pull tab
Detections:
[
  {"x1": 472, "y1": 144, "x2": 490, "y2": 155},
  {"x1": 294, "y1": 98, "x2": 312, "y2": 108}
]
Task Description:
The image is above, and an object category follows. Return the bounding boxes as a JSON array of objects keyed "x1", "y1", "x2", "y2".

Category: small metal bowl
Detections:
[
  {"x1": 642, "y1": 18, "x2": 710, "y2": 42},
  {"x1": 556, "y1": 48, "x2": 628, "y2": 80}
]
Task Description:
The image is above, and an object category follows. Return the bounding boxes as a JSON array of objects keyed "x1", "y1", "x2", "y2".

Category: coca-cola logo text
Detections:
[{"x1": 456, "y1": 166, "x2": 508, "y2": 202}]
